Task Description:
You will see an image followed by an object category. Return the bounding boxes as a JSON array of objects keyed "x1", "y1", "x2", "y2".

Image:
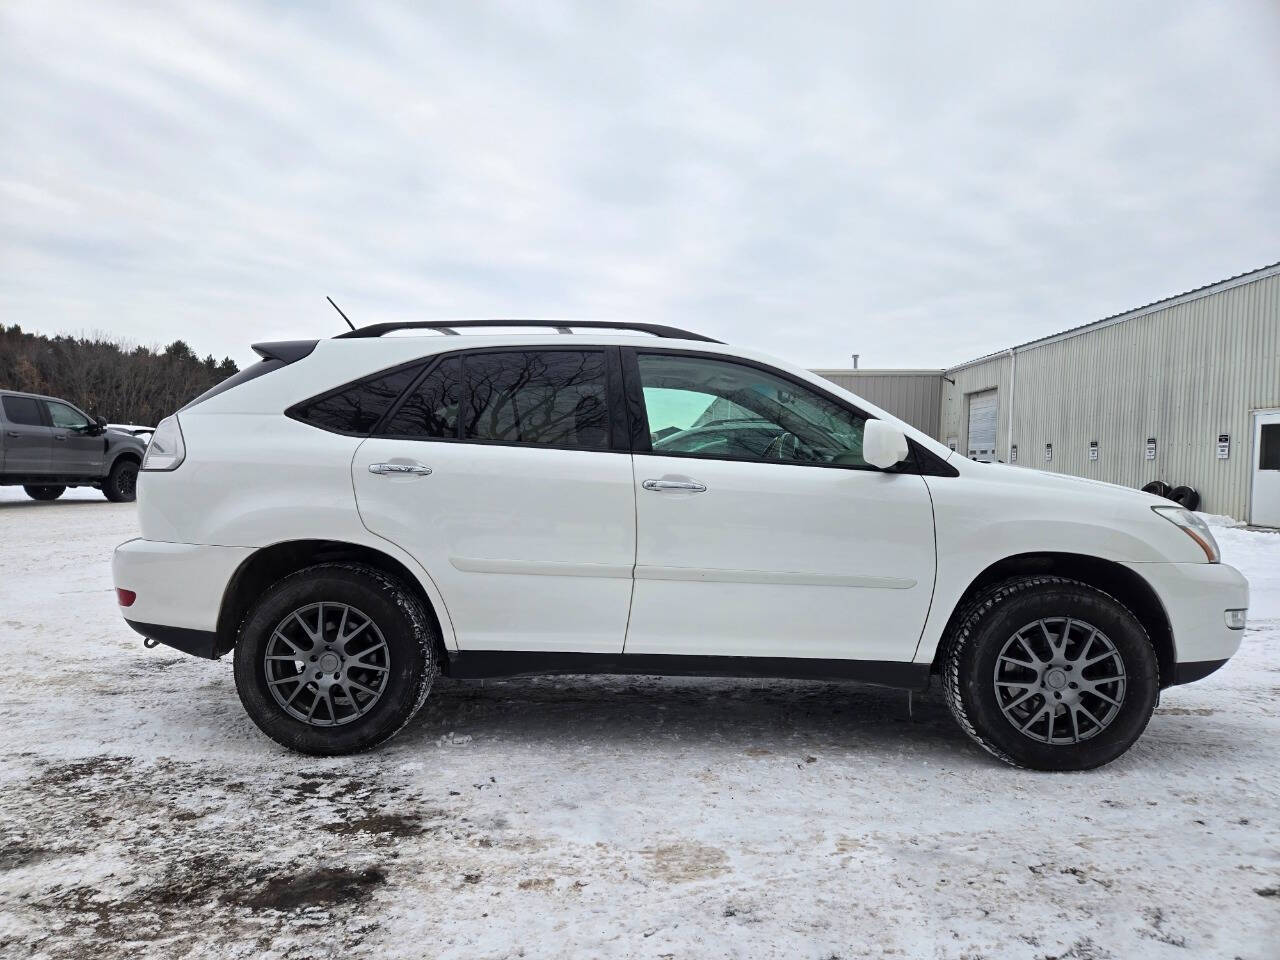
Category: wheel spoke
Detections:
[
  {"x1": 1070, "y1": 629, "x2": 1099, "y2": 666},
  {"x1": 1068, "y1": 703, "x2": 1081, "y2": 743},
  {"x1": 1005, "y1": 688, "x2": 1040, "y2": 712},
  {"x1": 271, "y1": 631, "x2": 308, "y2": 658},
  {"x1": 1015, "y1": 633, "x2": 1044, "y2": 665},
  {"x1": 1021, "y1": 705, "x2": 1049, "y2": 732},
  {"x1": 349, "y1": 642, "x2": 389, "y2": 666},
  {"x1": 293, "y1": 611, "x2": 322, "y2": 646},
  {"x1": 1085, "y1": 674, "x2": 1125, "y2": 686},
  {"x1": 1000, "y1": 654, "x2": 1038, "y2": 671},
  {"x1": 1086, "y1": 687, "x2": 1122, "y2": 707},
  {"x1": 347, "y1": 678, "x2": 380, "y2": 698},
  {"x1": 1081, "y1": 651, "x2": 1117, "y2": 670},
  {"x1": 340, "y1": 618, "x2": 372, "y2": 649}
]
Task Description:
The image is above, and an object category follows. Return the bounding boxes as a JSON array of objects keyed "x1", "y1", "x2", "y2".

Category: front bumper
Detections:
[
  {"x1": 1122, "y1": 560, "x2": 1249, "y2": 684},
  {"x1": 112, "y1": 538, "x2": 253, "y2": 658}
]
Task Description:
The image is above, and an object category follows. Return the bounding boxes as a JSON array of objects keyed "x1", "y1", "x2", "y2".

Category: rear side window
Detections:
[
  {"x1": 2, "y1": 396, "x2": 44, "y2": 426},
  {"x1": 463, "y1": 350, "x2": 610, "y2": 449},
  {"x1": 289, "y1": 364, "x2": 423, "y2": 435},
  {"x1": 381, "y1": 357, "x2": 460, "y2": 439}
]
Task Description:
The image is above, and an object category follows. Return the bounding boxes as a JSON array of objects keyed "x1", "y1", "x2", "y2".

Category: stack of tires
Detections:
[{"x1": 1141, "y1": 480, "x2": 1199, "y2": 511}]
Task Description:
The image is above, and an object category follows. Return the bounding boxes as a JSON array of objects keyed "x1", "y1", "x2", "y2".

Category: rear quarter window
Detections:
[{"x1": 287, "y1": 363, "x2": 425, "y2": 435}]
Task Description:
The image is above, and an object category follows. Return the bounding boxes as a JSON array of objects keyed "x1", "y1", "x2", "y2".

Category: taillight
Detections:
[
  {"x1": 142, "y1": 416, "x2": 186, "y2": 471},
  {"x1": 116, "y1": 588, "x2": 136, "y2": 607}
]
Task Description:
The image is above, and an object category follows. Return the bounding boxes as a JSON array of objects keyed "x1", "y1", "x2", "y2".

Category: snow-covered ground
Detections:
[{"x1": 1, "y1": 486, "x2": 1277, "y2": 959}]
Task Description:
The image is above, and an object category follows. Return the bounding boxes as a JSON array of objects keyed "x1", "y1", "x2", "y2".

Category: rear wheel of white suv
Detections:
[
  {"x1": 943, "y1": 576, "x2": 1159, "y2": 771},
  {"x1": 233, "y1": 563, "x2": 439, "y2": 755}
]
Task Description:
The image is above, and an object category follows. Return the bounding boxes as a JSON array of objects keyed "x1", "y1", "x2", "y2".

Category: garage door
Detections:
[{"x1": 966, "y1": 390, "x2": 998, "y2": 461}]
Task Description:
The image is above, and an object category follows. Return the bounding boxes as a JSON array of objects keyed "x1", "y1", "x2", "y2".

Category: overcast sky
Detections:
[{"x1": 2, "y1": 1, "x2": 1278, "y2": 371}]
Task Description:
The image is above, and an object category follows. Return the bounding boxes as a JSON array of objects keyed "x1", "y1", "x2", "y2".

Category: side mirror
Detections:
[
  {"x1": 863, "y1": 419, "x2": 909, "y2": 469},
  {"x1": 96, "y1": 416, "x2": 108, "y2": 428},
  {"x1": 92, "y1": 416, "x2": 108, "y2": 436}
]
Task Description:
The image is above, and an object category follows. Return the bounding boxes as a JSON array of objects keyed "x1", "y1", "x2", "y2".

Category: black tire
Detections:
[
  {"x1": 23, "y1": 485, "x2": 66, "y2": 501},
  {"x1": 942, "y1": 576, "x2": 1159, "y2": 771},
  {"x1": 233, "y1": 563, "x2": 438, "y2": 755},
  {"x1": 1170, "y1": 486, "x2": 1200, "y2": 511},
  {"x1": 103, "y1": 458, "x2": 139, "y2": 502},
  {"x1": 1140, "y1": 480, "x2": 1172, "y2": 499}
]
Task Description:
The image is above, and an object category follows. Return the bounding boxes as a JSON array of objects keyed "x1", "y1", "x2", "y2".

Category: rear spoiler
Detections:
[
  {"x1": 180, "y1": 340, "x2": 319, "y2": 412},
  {"x1": 251, "y1": 340, "x2": 319, "y2": 364}
]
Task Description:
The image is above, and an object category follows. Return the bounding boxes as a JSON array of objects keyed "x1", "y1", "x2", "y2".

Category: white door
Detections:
[
  {"x1": 352, "y1": 349, "x2": 636, "y2": 653},
  {"x1": 624, "y1": 351, "x2": 936, "y2": 662},
  {"x1": 1252, "y1": 410, "x2": 1280, "y2": 528},
  {"x1": 966, "y1": 390, "x2": 998, "y2": 461}
]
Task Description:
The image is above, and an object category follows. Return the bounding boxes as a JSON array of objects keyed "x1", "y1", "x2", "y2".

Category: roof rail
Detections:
[{"x1": 333, "y1": 319, "x2": 721, "y2": 343}]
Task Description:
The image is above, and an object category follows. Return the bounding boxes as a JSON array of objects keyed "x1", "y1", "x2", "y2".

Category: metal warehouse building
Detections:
[{"x1": 814, "y1": 261, "x2": 1280, "y2": 526}]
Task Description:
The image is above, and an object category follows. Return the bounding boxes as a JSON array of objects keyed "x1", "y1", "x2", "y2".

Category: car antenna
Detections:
[{"x1": 326, "y1": 296, "x2": 357, "y2": 331}]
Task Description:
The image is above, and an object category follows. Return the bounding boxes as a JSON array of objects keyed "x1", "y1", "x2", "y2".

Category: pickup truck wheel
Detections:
[
  {"x1": 103, "y1": 458, "x2": 139, "y2": 502},
  {"x1": 23, "y1": 485, "x2": 66, "y2": 501},
  {"x1": 942, "y1": 576, "x2": 1159, "y2": 771},
  {"x1": 233, "y1": 563, "x2": 438, "y2": 755}
]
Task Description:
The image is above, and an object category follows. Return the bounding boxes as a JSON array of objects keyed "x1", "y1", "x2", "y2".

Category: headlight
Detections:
[
  {"x1": 142, "y1": 415, "x2": 186, "y2": 471},
  {"x1": 1152, "y1": 506, "x2": 1219, "y2": 563}
]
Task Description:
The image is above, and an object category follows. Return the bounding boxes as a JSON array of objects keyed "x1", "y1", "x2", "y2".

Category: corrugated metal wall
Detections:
[
  {"x1": 939, "y1": 269, "x2": 1280, "y2": 519},
  {"x1": 811, "y1": 370, "x2": 943, "y2": 437}
]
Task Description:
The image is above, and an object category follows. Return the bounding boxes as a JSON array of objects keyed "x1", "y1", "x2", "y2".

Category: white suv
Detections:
[{"x1": 113, "y1": 321, "x2": 1248, "y2": 769}]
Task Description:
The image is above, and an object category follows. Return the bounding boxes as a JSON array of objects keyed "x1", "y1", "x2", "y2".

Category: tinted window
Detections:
[
  {"x1": 463, "y1": 351, "x2": 609, "y2": 449},
  {"x1": 381, "y1": 357, "x2": 461, "y2": 439},
  {"x1": 637, "y1": 353, "x2": 869, "y2": 467},
  {"x1": 46, "y1": 400, "x2": 90, "y2": 430},
  {"x1": 1261, "y1": 423, "x2": 1280, "y2": 471},
  {"x1": 291, "y1": 364, "x2": 423, "y2": 434},
  {"x1": 2, "y1": 396, "x2": 44, "y2": 426}
]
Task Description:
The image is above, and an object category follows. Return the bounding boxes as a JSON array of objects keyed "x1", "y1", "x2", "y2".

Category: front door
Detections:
[
  {"x1": 623, "y1": 350, "x2": 937, "y2": 662},
  {"x1": 1, "y1": 395, "x2": 53, "y2": 474},
  {"x1": 44, "y1": 400, "x2": 105, "y2": 475},
  {"x1": 1252, "y1": 410, "x2": 1280, "y2": 528},
  {"x1": 352, "y1": 348, "x2": 636, "y2": 653}
]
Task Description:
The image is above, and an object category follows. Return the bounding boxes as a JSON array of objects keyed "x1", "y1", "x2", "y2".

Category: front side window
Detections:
[
  {"x1": 289, "y1": 363, "x2": 424, "y2": 435},
  {"x1": 2, "y1": 396, "x2": 44, "y2": 427},
  {"x1": 463, "y1": 350, "x2": 610, "y2": 450},
  {"x1": 45, "y1": 400, "x2": 91, "y2": 430},
  {"x1": 638, "y1": 353, "x2": 869, "y2": 467}
]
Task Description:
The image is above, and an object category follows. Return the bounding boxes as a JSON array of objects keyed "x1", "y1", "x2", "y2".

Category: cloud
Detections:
[{"x1": 2, "y1": 0, "x2": 1278, "y2": 369}]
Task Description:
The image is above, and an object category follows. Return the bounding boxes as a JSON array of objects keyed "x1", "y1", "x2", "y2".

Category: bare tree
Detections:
[{"x1": 0, "y1": 325, "x2": 239, "y2": 425}]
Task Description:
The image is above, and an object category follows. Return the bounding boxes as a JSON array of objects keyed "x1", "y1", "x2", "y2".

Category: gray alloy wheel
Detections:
[
  {"x1": 993, "y1": 617, "x2": 1127, "y2": 745},
  {"x1": 264, "y1": 602, "x2": 391, "y2": 726}
]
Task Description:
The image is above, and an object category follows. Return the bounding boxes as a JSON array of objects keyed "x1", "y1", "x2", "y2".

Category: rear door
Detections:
[
  {"x1": 44, "y1": 400, "x2": 105, "y2": 475},
  {"x1": 1, "y1": 395, "x2": 53, "y2": 474},
  {"x1": 624, "y1": 350, "x2": 936, "y2": 663},
  {"x1": 352, "y1": 347, "x2": 636, "y2": 653}
]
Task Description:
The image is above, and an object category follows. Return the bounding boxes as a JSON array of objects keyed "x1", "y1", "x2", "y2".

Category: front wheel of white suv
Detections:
[
  {"x1": 943, "y1": 576, "x2": 1160, "y2": 771},
  {"x1": 233, "y1": 563, "x2": 439, "y2": 755}
]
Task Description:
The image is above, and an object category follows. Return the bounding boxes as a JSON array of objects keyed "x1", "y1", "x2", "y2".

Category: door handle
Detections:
[
  {"x1": 54, "y1": 434, "x2": 67, "y2": 442},
  {"x1": 6, "y1": 432, "x2": 19, "y2": 438},
  {"x1": 642, "y1": 478, "x2": 707, "y2": 493},
  {"x1": 369, "y1": 462, "x2": 432, "y2": 476}
]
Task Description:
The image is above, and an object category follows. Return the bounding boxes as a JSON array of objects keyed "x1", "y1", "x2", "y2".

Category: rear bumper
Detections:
[
  {"x1": 112, "y1": 538, "x2": 252, "y2": 656},
  {"x1": 1122, "y1": 560, "x2": 1249, "y2": 685},
  {"x1": 124, "y1": 619, "x2": 221, "y2": 659}
]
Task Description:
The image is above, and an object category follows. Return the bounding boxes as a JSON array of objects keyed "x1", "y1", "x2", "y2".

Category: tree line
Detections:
[{"x1": 0, "y1": 325, "x2": 239, "y2": 426}]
